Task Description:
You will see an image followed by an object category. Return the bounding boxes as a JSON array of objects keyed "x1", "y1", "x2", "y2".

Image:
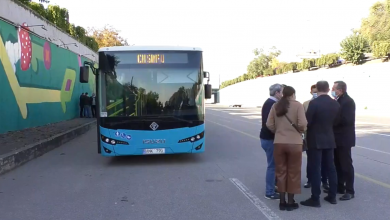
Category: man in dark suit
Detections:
[
  {"x1": 79, "y1": 93, "x2": 85, "y2": 117},
  {"x1": 300, "y1": 81, "x2": 340, "y2": 207},
  {"x1": 331, "y1": 81, "x2": 356, "y2": 201}
]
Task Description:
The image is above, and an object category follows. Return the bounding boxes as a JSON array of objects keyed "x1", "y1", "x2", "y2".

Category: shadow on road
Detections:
[{"x1": 106, "y1": 153, "x2": 204, "y2": 166}]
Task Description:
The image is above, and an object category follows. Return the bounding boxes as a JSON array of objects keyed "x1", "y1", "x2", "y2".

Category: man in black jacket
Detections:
[
  {"x1": 331, "y1": 81, "x2": 356, "y2": 201},
  {"x1": 79, "y1": 93, "x2": 85, "y2": 117},
  {"x1": 300, "y1": 81, "x2": 340, "y2": 207},
  {"x1": 259, "y1": 83, "x2": 283, "y2": 200}
]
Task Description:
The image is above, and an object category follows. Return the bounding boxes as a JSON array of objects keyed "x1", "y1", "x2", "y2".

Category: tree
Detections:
[
  {"x1": 17, "y1": 0, "x2": 99, "y2": 52},
  {"x1": 340, "y1": 33, "x2": 370, "y2": 65},
  {"x1": 271, "y1": 58, "x2": 280, "y2": 69},
  {"x1": 219, "y1": 47, "x2": 282, "y2": 89},
  {"x1": 88, "y1": 25, "x2": 129, "y2": 48},
  {"x1": 46, "y1": 5, "x2": 70, "y2": 31},
  {"x1": 359, "y1": 1, "x2": 390, "y2": 60},
  {"x1": 360, "y1": 1, "x2": 390, "y2": 45},
  {"x1": 18, "y1": 0, "x2": 49, "y2": 5},
  {"x1": 247, "y1": 46, "x2": 281, "y2": 78}
]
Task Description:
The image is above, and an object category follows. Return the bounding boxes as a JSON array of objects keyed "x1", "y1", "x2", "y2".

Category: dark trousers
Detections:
[
  {"x1": 307, "y1": 148, "x2": 338, "y2": 200},
  {"x1": 92, "y1": 105, "x2": 96, "y2": 117},
  {"x1": 79, "y1": 105, "x2": 84, "y2": 117},
  {"x1": 334, "y1": 147, "x2": 355, "y2": 194},
  {"x1": 306, "y1": 151, "x2": 328, "y2": 184}
]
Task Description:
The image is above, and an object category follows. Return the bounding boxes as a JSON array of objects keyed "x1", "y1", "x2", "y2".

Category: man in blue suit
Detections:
[{"x1": 300, "y1": 81, "x2": 340, "y2": 207}]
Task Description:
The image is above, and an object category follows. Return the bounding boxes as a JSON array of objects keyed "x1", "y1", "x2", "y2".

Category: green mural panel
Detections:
[{"x1": 0, "y1": 19, "x2": 96, "y2": 134}]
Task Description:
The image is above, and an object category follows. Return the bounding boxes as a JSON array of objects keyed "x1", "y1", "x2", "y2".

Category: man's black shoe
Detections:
[
  {"x1": 265, "y1": 193, "x2": 280, "y2": 200},
  {"x1": 340, "y1": 193, "x2": 355, "y2": 201},
  {"x1": 304, "y1": 182, "x2": 311, "y2": 188},
  {"x1": 324, "y1": 196, "x2": 337, "y2": 204},
  {"x1": 300, "y1": 198, "x2": 321, "y2": 207}
]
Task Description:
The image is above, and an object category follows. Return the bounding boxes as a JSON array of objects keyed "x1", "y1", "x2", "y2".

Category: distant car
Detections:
[{"x1": 229, "y1": 104, "x2": 242, "y2": 107}]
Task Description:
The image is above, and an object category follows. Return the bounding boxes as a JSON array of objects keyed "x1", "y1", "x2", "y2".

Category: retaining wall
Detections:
[{"x1": 219, "y1": 62, "x2": 390, "y2": 112}]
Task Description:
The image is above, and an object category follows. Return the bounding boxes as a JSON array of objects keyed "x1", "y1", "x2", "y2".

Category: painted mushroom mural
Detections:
[
  {"x1": 43, "y1": 41, "x2": 52, "y2": 70},
  {"x1": 18, "y1": 22, "x2": 32, "y2": 71}
]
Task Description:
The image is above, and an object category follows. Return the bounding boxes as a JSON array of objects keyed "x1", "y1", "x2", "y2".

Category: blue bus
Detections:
[{"x1": 79, "y1": 46, "x2": 212, "y2": 156}]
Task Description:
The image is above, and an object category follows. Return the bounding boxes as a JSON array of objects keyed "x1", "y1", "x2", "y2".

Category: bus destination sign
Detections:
[{"x1": 137, "y1": 54, "x2": 165, "y2": 64}]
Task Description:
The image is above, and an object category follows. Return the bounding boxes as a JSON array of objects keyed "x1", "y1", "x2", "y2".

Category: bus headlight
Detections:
[
  {"x1": 101, "y1": 135, "x2": 128, "y2": 145},
  {"x1": 178, "y1": 131, "x2": 204, "y2": 143}
]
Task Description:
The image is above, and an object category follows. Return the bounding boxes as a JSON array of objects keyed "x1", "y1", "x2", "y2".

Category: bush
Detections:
[
  {"x1": 340, "y1": 34, "x2": 370, "y2": 65},
  {"x1": 371, "y1": 41, "x2": 390, "y2": 59},
  {"x1": 17, "y1": 0, "x2": 99, "y2": 52}
]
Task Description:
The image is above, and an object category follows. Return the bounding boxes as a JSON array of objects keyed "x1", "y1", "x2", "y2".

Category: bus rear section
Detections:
[{"x1": 87, "y1": 46, "x2": 212, "y2": 156}]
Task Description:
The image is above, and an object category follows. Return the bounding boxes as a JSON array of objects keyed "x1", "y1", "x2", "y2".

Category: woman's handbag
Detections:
[{"x1": 284, "y1": 114, "x2": 308, "y2": 151}]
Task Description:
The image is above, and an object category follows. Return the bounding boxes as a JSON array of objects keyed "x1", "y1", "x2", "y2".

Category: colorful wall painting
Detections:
[{"x1": 0, "y1": 19, "x2": 96, "y2": 134}]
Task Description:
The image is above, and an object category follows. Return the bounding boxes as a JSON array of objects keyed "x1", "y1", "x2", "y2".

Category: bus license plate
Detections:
[{"x1": 143, "y1": 148, "x2": 165, "y2": 154}]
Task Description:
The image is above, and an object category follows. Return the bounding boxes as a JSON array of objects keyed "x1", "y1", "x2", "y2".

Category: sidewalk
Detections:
[{"x1": 0, "y1": 118, "x2": 96, "y2": 175}]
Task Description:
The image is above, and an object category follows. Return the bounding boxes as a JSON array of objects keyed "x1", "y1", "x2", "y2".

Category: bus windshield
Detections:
[{"x1": 98, "y1": 50, "x2": 204, "y2": 120}]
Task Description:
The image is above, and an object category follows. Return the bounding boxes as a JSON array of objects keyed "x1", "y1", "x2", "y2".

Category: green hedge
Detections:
[
  {"x1": 372, "y1": 41, "x2": 390, "y2": 59},
  {"x1": 220, "y1": 53, "x2": 340, "y2": 89},
  {"x1": 17, "y1": 0, "x2": 99, "y2": 51}
]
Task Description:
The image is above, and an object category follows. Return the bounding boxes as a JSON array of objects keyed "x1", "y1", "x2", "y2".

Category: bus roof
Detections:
[{"x1": 98, "y1": 46, "x2": 203, "y2": 52}]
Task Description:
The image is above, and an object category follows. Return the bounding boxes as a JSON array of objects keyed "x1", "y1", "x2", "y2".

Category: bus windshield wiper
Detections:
[
  {"x1": 140, "y1": 115, "x2": 193, "y2": 124},
  {"x1": 162, "y1": 116, "x2": 193, "y2": 124}
]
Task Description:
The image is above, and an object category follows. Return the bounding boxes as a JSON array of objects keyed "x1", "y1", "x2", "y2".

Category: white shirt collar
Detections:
[{"x1": 269, "y1": 96, "x2": 278, "y2": 102}]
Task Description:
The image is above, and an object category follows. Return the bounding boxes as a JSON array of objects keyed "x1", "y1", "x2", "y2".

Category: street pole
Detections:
[{"x1": 219, "y1": 74, "x2": 220, "y2": 89}]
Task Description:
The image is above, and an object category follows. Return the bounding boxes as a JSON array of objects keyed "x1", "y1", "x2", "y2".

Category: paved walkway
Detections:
[{"x1": 0, "y1": 118, "x2": 95, "y2": 156}]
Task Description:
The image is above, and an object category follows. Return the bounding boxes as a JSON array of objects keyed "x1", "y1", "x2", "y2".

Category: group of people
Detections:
[
  {"x1": 79, "y1": 92, "x2": 97, "y2": 118},
  {"x1": 259, "y1": 80, "x2": 356, "y2": 211}
]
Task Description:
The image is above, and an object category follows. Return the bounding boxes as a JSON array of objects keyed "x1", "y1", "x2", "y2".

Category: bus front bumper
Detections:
[{"x1": 100, "y1": 141, "x2": 205, "y2": 156}]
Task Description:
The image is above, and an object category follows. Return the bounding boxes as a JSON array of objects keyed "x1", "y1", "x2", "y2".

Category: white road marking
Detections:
[
  {"x1": 228, "y1": 112, "x2": 262, "y2": 115},
  {"x1": 229, "y1": 178, "x2": 282, "y2": 220},
  {"x1": 356, "y1": 145, "x2": 390, "y2": 155},
  {"x1": 356, "y1": 121, "x2": 390, "y2": 126},
  {"x1": 243, "y1": 116, "x2": 262, "y2": 119},
  {"x1": 356, "y1": 130, "x2": 390, "y2": 137},
  {"x1": 207, "y1": 113, "x2": 261, "y2": 125},
  {"x1": 209, "y1": 108, "x2": 390, "y2": 138}
]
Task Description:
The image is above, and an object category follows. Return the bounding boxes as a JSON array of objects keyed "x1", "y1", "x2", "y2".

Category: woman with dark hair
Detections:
[{"x1": 266, "y1": 86, "x2": 307, "y2": 211}]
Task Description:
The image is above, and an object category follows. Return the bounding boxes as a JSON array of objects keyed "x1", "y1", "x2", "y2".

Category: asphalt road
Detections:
[{"x1": 1, "y1": 105, "x2": 390, "y2": 220}]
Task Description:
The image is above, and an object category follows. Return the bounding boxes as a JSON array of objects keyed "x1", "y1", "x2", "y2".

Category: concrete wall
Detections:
[
  {"x1": 219, "y1": 62, "x2": 390, "y2": 111},
  {"x1": 0, "y1": 0, "x2": 97, "y2": 134},
  {"x1": 0, "y1": 0, "x2": 98, "y2": 62}
]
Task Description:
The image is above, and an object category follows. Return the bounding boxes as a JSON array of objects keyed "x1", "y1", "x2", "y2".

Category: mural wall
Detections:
[{"x1": 0, "y1": 19, "x2": 96, "y2": 134}]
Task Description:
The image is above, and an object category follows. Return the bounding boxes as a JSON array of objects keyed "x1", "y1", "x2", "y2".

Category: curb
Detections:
[{"x1": 0, "y1": 120, "x2": 96, "y2": 175}]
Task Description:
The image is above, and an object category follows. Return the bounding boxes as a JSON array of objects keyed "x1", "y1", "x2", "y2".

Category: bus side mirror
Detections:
[
  {"x1": 203, "y1": 71, "x2": 210, "y2": 78},
  {"x1": 205, "y1": 84, "x2": 212, "y2": 99},
  {"x1": 80, "y1": 66, "x2": 89, "y2": 83}
]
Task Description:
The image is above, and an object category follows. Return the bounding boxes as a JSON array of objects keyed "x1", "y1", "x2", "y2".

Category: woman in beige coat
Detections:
[{"x1": 266, "y1": 86, "x2": 307, "y2": 211}]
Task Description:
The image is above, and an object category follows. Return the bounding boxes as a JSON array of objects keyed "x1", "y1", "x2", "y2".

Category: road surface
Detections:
[{"x1": 1, "y1": 105, "x2": 389, "y2": 220}]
